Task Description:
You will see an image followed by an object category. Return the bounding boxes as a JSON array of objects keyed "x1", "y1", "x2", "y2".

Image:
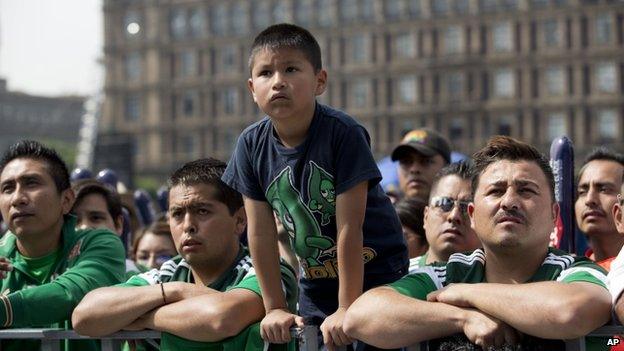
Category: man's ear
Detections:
[
  {"x1": 61, "y1": 188, "x2": 75, "y2": 215},
  {"x1": 247, "y1": 78, "x2": 258, "y2": 103},
  {"x1": 233, "y1": 207, "x2": 247, "y2": 236},
  {"x1": 552, "y1": 202, "x2": 560, "y2": 226},
  {"x1": 114, "y1": 214, "x2": 124, "y2": 236},
  {"x1": 614, "y1": 203, "x2": 624, "y2": 234},
  {"x1": 467, "y1": 202, "x2": 476, "y2": 230}
]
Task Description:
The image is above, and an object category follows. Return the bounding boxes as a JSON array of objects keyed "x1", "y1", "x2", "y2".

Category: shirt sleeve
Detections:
[
  {"x1": 0, "y1": 231, "x2": 126, "y2": 327},
  {"x1": 222, "y1": 132, "x2": 266, "y2": 201},
  {"x1": 387, "y1": 266, "x2": 443, "y2": 300},
  {"x1": 608, "y1": 247, "x2": 624, "y2": 304},
  {"x1": 556, "y1": 259, "x2": 608, "y2": 289},
  {"x1": 333, "y1": 125, "x2": 382, "y2": 195}
]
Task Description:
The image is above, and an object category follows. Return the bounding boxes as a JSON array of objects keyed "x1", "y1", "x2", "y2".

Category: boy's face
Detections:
[{"x1": 248, "y1": 47, "x2": 327, "y2": 122}]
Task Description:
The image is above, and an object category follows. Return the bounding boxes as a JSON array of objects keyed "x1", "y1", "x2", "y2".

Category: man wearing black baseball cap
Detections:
[{"x1": 391, "y1": 129, "x2": 451, "y2": 202}]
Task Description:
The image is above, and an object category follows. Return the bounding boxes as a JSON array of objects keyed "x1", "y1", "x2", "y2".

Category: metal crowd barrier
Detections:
[{"x1": 0, "y1": 326, "x2": 318, "y2": 351}]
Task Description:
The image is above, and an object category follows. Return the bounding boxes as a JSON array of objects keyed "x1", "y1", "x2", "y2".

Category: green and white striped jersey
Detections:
[{"x1": 118, "y1": 245, "x2": 298, "y2": 351}]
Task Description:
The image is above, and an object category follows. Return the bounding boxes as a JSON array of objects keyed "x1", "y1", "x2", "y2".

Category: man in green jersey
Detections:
[
  {"x1": 344, "y1": 136, "x2": 611, "y2": 350},
  {"x1": 0, "y1": 140, "x2": 126, "y2": 351},
  {"x1": 73, "y1": 158, "x2": 298, "y2": 351}
]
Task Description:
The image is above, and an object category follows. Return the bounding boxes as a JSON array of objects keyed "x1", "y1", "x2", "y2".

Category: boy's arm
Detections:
[
  {"x1": 321, "y1": 181, "x2": 367, "y2": 347},
  {"x1": 344, "y1": 286, "x2": 519, "y2": 349},
  {"x1": 126, "y1": 287, "x2": 265, "y2": 342},
  {"x1": 72, "y1": 281, "x2": 213, "y2": 336},
  {"x1": 245, "y1": 197, "x2": 302, "y2": 343},
  {"x1": 428, "y1": 281, "x2": 611, "y2": 339}
]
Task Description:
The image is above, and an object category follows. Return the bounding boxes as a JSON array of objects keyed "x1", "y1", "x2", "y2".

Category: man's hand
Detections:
[
  {"x1": 427, "y1": 284, "x2": 474, "y2": 308},
  {"x1": 260, "y1": 308, "x2": 304, "y2": 344},
  {"x1": 461, "y1": 309, "x2": 521, "y2": 350},
  {"x1": 320, "y1": 307, "x2": 353, "y2": 351},
  {"x1": 0, "y1": 257, "x2": 13, "y2": 279}
]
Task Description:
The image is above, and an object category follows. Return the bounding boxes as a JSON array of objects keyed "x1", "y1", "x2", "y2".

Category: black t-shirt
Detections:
[{"x1": 223, "y1": 103, "x2": 408, "y2": 294}]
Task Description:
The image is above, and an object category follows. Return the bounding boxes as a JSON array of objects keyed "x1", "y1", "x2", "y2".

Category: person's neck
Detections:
[
  {"x1": 587, "y1": 232, "x2": 624, "y2": 262},
  {"x1": 272, "y1": 103, "x2": 315, "y2": 149},
  {"x1": 16, "y1": 220, "x2": 64, "y2": 258},
  {"x1": 425, "y1": 249, "x2": 446, "y2": 264},
  {"x1": 484, "y1": 245, "x2": 548, "y2": 284},
  {"x1": 191, "y1": 243, "x2": 240, "y2": 287}
]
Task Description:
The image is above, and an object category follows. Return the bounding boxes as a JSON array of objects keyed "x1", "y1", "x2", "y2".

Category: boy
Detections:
[{"x1": 223, "y1": 24, "x2": 408, "y2": 349}]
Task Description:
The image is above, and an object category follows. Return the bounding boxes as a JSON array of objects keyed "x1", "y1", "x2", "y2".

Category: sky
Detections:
[{"x1": 0, "y1": 0, "x2": 102, "y2": 97}]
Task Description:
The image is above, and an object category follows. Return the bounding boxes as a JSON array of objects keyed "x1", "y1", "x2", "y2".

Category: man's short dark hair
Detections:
[
  {"x1": 430, "y1": 160, "x2": 474, "y2": 199},
  {"x1": 248, "y1": 23, "x2": 322, "y2": 73},
  {"x1": 394, "y1": 197, "x2": 427, "y2": 244},
  {"x1": 0, "y1": 140, "x2": 70, "y2": 193},
  {"x1": 578, "y1": 147, "x2": 624, "y2": 183},
  {"x1": 471, "y1": 136, "x2": 555, "y2": 201},
  {"x1": 167, "y1": 158, "x2": 243, "y2": 214},
  {"x1": 72, "y1": 179, "x2": 123, "y2": 225}
]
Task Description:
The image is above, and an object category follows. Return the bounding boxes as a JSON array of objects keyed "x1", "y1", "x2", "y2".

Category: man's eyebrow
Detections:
[{"x1": 513, "y1": 179, "x2": 539, "y2": 187}]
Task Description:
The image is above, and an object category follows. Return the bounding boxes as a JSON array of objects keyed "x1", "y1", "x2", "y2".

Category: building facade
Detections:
[{"x1": 101, "y1": 0, "x2": 624, "y2": 178}]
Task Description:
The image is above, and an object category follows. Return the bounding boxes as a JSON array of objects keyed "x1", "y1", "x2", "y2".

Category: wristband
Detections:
[{"x1": 160, "y1": 282, "x2": 167, "y2": 304}]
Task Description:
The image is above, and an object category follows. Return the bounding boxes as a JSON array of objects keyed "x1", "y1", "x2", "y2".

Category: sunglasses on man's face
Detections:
[{"x1": 430, "y1": 196, "x2": 471, "y2": 215}]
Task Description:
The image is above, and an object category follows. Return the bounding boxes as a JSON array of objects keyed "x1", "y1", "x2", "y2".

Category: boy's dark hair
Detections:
[
  {"x1": 72, "y1": 179, "x2": 123, "y2": 225},
  {"x1": 248, "y1": 23, "x2": 322, "y2": 73},
  {"x1": 394, "y1": 197, "x2": 427, "y2": 244},
  {"x1": 0, "y1": 140, "x2": 70, "y2": 193},
  {"x1": 430, "y1": 160, "x2": 474, "y2": 199},
  {"x1": 167, "y1": 158, "x2": 243, "y2": 214},
  {"x1": 578, "y1": 147, "x2": 624, "y2": 183},
  {"x1": 471, "y1": 136, "x2": 555, "y2": 201}
]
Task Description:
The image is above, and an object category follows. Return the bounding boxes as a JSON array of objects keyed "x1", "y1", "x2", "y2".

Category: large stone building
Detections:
[
  {"x1": 101, "y1": 0, "x2": 624, "y2": 178},
  {"x1": 0, "y1": 78, "x2": 85, "y2": 156}
]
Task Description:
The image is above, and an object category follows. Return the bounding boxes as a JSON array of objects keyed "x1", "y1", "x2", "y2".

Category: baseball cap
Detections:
[{"x1": 391, "y1": 128, "x2": 451, "y2": 163}]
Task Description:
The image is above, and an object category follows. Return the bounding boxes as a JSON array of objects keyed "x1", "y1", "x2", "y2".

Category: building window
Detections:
[
  {"x1": 211, "y1": 3, "x2": 228, "y2": 35},
  {"x1": 124, "y1": 95, "x2": 141, "y2": 122},
  {"x1": 501, "y1": 0, "x2": 519, "y2": 9},
  {"x1": 531, "y1": 0, "x2": 548, "y2": 8},
  {"x1": 543, "y1": 19, "x2": 560, "y2": 47},
  {"x1": 454, "y1": 0, "x2": 470, "y2": 13},
  {"x1": 124, "y1": 11, "x2": 142, "y2": 38},
  {"x1": 547, "y1": 112, "x2": 566, "y2": 140},
  {"x1": 449, "y1": 117, "x2": 465, "y2": 140},
  {"x1": 221, "y1": 45, "x2": 237, "y2": 72},
  {"x1": 170, "y1": 9, "x2": 186, "y2": 39},
  {"x1": 125, "y1": 52, "x2": 141, "y2": 82},
  {"x1": 385, "y1": 0, "x2": 402, "y2": 20},
  {"x1": 180, "y1": 134, "x2": 197, "y2": 158},
  {"x1": 480, "y1": 0, "x2": 497, "y2": 12},
  {"x1": 180, "y1": 50, "x2": 197, "y2": 77},
  {"x1": 395, "y1": 33, "x2": 416, "y2": 59},
  {"x1": 351, "y1": 34, "x2": 369, "y2": 63},
  {"x1": 231, "y1": 3, "x2": 248, "y2": 35},
  {"x1": 432, "y1": 0, "x2": 450, "y2": 15},
  {"x1": 447, "y1": 72, "x2": 463, "y2": 99},
  {"x1": 361, "y1": 0, "x2": 375, "y2": 21},
  {"x1": 595, "y1": 62, "x2": 617, "y2": 93},
  {"x1": 182, "y1": 91, "x2": 197, "y2": 117},
  {"x1": 222, "y1": 87, "x2": 239, "y2": 115},
  {"x1": 340, "y1": 0, "x2": 358, "y2": 22},
  {"x1": 597, "y1": 109, "x2": 618, "y2": 140},
  {"x1": 408, "y1": 0, "x2": 422, "y2": 17},
  {"x1": 317, "y1": 0, "x2": 334, "y2": 27},
  {"x1": 493, "y1": 21, "x2": 513, "y2": 52},
  {"x1": 545, "y1": 66, "x2": 564, "y2": 96},
  {"x1": 253, "y1": 2, "x2": 271, "y2": 29},
  {"x1": 444, "y1": 25, "x2": 463, "y2": 54},
  {"x1": 295, "y1": 0, "x2": 313, "y2": 26},
  {"x1": 351, "y1": 80, "x2": 370, "y2": 108},
  {"x1": 397, "y1": 75, "x2": 417, "y2": 104},
  {"x1": 493, "y1": 68, "x2": 515, "y2": 98},
  {"x1": 497, "y1": 114, "x2": 514, "y2": 135},
  {"x1": 273, "y1": 2, "x2": 289, "y2": 23},
  {"x1": 189, "y1": 8, "x2": 205, "y2": 38},
  {"x1": 595, "y1": 13, "x2": 613, "y2": 45}
]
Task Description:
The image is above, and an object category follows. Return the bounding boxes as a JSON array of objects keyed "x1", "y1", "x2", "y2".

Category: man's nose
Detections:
[
  {"x1": 584, "y1": 186, "x2": 599, "y2": 206},
  {"x1": 10, "y1": 185, "x2": 28, "y2": 207},
  {"x1": 500, "y1": 188, "x2": 520, "y2": 210}
]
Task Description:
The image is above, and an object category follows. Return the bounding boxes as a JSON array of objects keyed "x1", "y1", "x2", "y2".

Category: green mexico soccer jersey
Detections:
[
  {"x1": 118, "y1": 245, "x2": 298, "y2": 351},
  {"x1": 0, "y1": 215, "x2": 127, "y2": 351},
  {"x1": 390, "y1": 247, "x2": 608, "y2": 350}
]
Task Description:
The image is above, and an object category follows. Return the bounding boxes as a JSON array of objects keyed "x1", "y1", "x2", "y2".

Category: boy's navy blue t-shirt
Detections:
[{"x1": 222, "y1": 103, "x2": 408, "y2": 294}]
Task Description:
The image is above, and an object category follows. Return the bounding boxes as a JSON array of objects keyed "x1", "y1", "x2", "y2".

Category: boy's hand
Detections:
[
  {"x1": 260, "y1": 308, "x2": 304, "y2": 344},
  {"x1": 320, "y1": 307, "x2": 353, "y2": 350}
]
